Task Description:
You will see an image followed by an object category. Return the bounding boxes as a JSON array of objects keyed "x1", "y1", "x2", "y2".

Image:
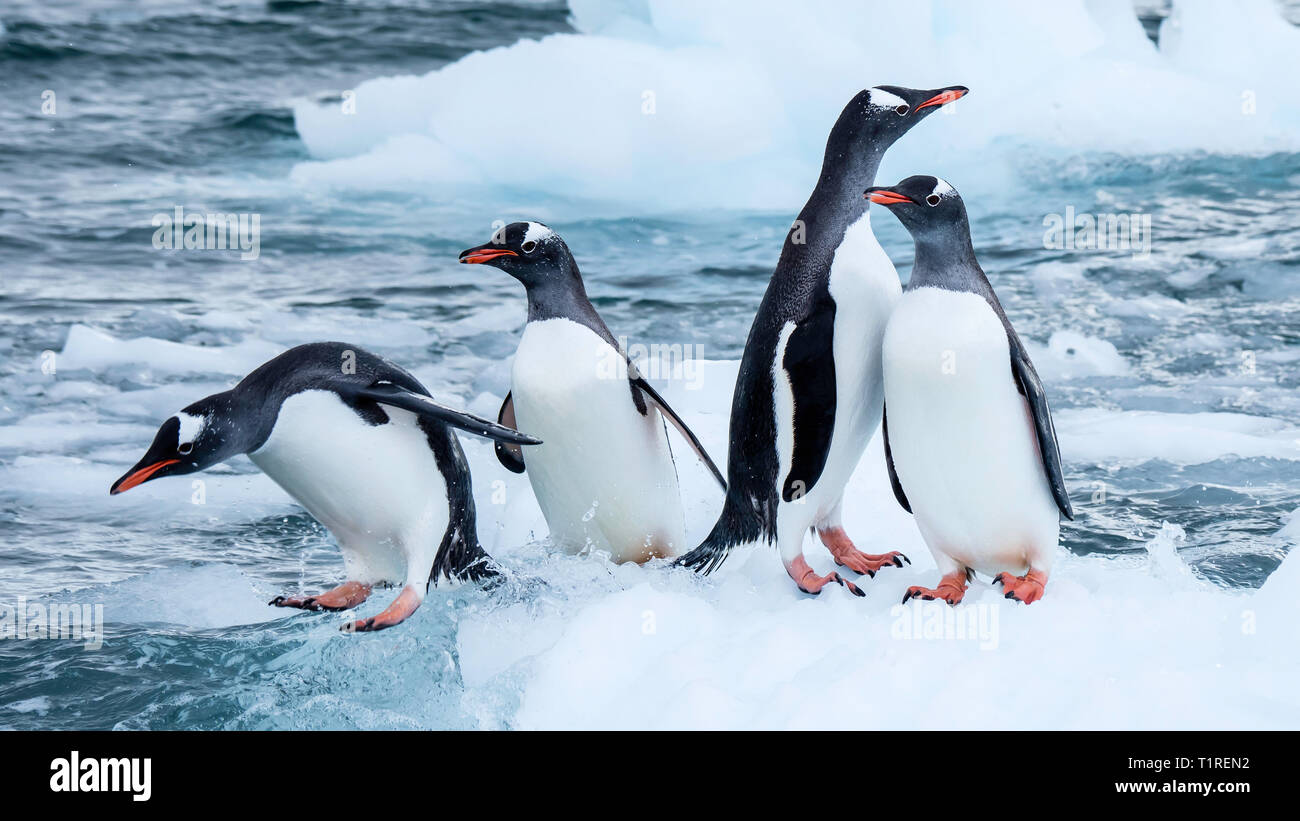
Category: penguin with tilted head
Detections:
[
  {"x1": 459, "y1": 221, "x2": 725, "y2": 564},
  {"x1": 110, "y1": 342, "x2": 540, "y2": 631},
  {"x1": 676, "y1": 85, "x2": 968, "y2": 595},
  {"x1": 866, "y1": 176, "x2": 1073, "y2": 604}
]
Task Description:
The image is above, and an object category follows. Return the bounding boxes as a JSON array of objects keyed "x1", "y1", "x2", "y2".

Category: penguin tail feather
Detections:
[
  {"x1": 675, "y1": 535, "x2": 731, "y2": 575},
  {"x1": 430, "y1": 526, "x2": 502, "y2": 587},
  {"x1": 675, "y1": 497, "x2": 766, "y2": 576}
]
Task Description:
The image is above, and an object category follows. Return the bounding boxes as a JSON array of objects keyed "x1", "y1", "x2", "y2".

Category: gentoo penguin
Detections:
[
  {"x1": 676, "y1": 85, "x2": 968, "y2": 595},
  {"x1": 109, "y1": 342, "x2": 540, "y2": 631},
  {"x1": 458, "y1": 222, "x2": 725, "y2": 563},
  {"x1": 865, "y1": 176, "x2": 1073, "y2": 604}
]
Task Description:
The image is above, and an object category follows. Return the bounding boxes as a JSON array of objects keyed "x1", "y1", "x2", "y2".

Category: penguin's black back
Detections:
[{"x1": 687, "y1": 144, "x2": 872, "y2": 558}]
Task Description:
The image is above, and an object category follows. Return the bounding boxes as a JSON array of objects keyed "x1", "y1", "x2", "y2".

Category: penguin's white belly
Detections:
[
  {"x1": 775, "y1": 212, "x2": 901, "y2": 532},
  {"x1": 817, "y1": 213, "x2": 901, "y2": 515},
  {"x1": 249, "y1": 389, "x2": 448, "y2": 586},
  {"x1": 882, "y1": 287, "x2": 1058, "y2": 575},
  {"x1": 511, "y1": 318, "x2": 685, "y2": 563}
]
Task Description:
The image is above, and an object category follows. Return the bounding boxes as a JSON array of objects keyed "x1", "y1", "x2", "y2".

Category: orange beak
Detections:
[
  {"x1": 459, "y1": 248, "x2": 517, "y2": 264},
  {"x1": 110, "y1": 459, "x2": 179, "y2": 495},
  {"x1": 867, "y1": 189, "x2": 913, "y2": 206},
  {"x1": 916, "y1": 88, "x2": 967, "y2": 112}
]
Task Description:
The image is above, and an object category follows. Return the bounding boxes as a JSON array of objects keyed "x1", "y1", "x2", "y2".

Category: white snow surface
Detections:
[
  {"x1": 23, "y1": 329, "x2": 1299, "y2": 729},
  {"x1": 290, "y1": 0, "x2": 1300, "y2": 210}
]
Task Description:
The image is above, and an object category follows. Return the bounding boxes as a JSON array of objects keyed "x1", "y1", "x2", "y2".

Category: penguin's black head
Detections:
[
  {"x1": 110, "y1": 397, "x2": 234, "y2": 495},
  {"x1": 458, "y1": 221, "x2": 575, "y2": 289},
  {"x1": 831, "y1": 85, "x2": 968, "y2": 155},
  {"x1": 865, "y1": 175, "x2": 968, "y2": 237}
]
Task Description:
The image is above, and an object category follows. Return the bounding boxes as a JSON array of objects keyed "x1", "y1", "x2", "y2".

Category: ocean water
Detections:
[{"x1": 1, "y1": 0, "x2": 1298, "y2": 730}]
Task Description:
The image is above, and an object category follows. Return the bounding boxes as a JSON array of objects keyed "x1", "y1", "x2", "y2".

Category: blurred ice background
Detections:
[{"x1": 0, "y1": 0, "x2": 1297, "y2": 729}]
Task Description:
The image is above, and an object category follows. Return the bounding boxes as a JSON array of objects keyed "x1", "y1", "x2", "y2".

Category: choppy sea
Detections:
[{"x1": 1, "y1": 0, "x2": 1298, "y2": 730}]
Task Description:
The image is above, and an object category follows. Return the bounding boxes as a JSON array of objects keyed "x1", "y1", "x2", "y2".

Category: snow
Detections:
[
  {"x1": 1027, "y1": 330, "x2": 1132, "y2": 379},
  {"x1": 460, "y1": 531, "x2": 1299, "y2": 730},
  {"x1": 290, "y1": 0, "x2": 1300, "y2": 211},
  {"x1": 57, "y1": 324, "x2": 281, "y2": 377},
  {"x1": 448, "y1": 358, "x2": 1300, "y2": 729},
  {"x1": 13, "y1": 327, "x2": 1299, "y2": 729},
  {"x1": 1055, "y1": 408, "x2": 1300, "y2": 464}
]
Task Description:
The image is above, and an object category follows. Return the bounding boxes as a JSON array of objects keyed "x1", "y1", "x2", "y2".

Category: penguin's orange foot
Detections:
[
  {"x1": 270, "y1": 580, "x2": 372, "y2": 612},
  {"x1": 993, "y1": 570, "x2": 1047, "y2": 604},
  {"x1": 902, "y1": 572, "x2": 969, "y2": 606},
  {"x1": 833, "y1": 547, "x2": 910, "y2": 576},
  {"x1": 817, "y1": 527, "x2": 909, "y2": 577},
  {"x1": 343, "y1": 585, "x2": 422, "y2": 633},
  {"x1": 786, "y1": 556, "x2": 865, "y2": 597}
]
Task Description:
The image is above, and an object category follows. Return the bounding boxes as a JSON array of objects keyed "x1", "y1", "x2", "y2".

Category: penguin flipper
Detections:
[
  {"x1": 780, "y1": 313, "x2": 836, "y2": 502},
  {"x1": 1008, "y1": 340, "x2": 1074, "y2": 521},
  {"x1": 355, "y1": 384, "x2": 542, "y2": 447},
  {"x1": 882, "y1": 404, "x2": 911, "y2": 513},
  {"x1": 494, "y1": 392, "x2": 526, "y2": 474},
  {"x1": 631, "y1": 377, "x2": 726, "y2": 491}
]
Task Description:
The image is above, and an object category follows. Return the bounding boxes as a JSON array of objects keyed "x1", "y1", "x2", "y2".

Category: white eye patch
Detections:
[
  {"x1": 867, "y1": 88, "x2": 908, "y2": 111},
  {"x1": 522, "y1": 222, "x2": 554, "y2": 245},
  {"x1": 930, "y1": 178, "x2": 955, "y2": 199},
  {"x1": 176, "y1": 411, "x2": 205, "y2": 446}
]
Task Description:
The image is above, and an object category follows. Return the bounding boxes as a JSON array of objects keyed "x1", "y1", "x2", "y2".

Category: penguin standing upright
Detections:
[
  {"x1": 677, "y1": 85, "x2": 968, "y2": 595},
  {"x1": 459, "y1": 222, "x2": 725, "y2": 563},
  {"x1": 110, "y1": 342, "x2": 540, "y2": 631},
  {"x1": 866, "y1": 176, "x2": 1073, "y2": 604}
]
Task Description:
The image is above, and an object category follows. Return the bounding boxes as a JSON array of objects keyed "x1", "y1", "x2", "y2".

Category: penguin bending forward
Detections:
[
  {"x1": 676, "y1": 85, "x2": 968, "y2": 595},
  {"x1": 459, "y1": 222, "x2": 725, "y2": 564},
  {"x1": 110, "y1": 342, "x2": 540, "y2": 631},
  {"x1": 866, "y1": 176, "x2": 1073, "y2": 604}
]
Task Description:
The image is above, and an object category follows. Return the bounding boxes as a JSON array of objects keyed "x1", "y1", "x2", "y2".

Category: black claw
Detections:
[
  {"x1": 902, "y1": 554, "x2": 912, "y2": 566},
  {"x1": 1005, "y1": 591, "x2": 1017, "y2": 600},
  {"x1": 850, "y1": 583, "x2": 866, "y2": 598},
  {"x1": 993, "y1": 574, "x2": 1005, "y2": 586},
  {"x1": 892, "y1": 556, "x2": 903, "y2": 568},
  {"x1": 867, "y1": 569, "x2": 876, "y2": 579}
]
